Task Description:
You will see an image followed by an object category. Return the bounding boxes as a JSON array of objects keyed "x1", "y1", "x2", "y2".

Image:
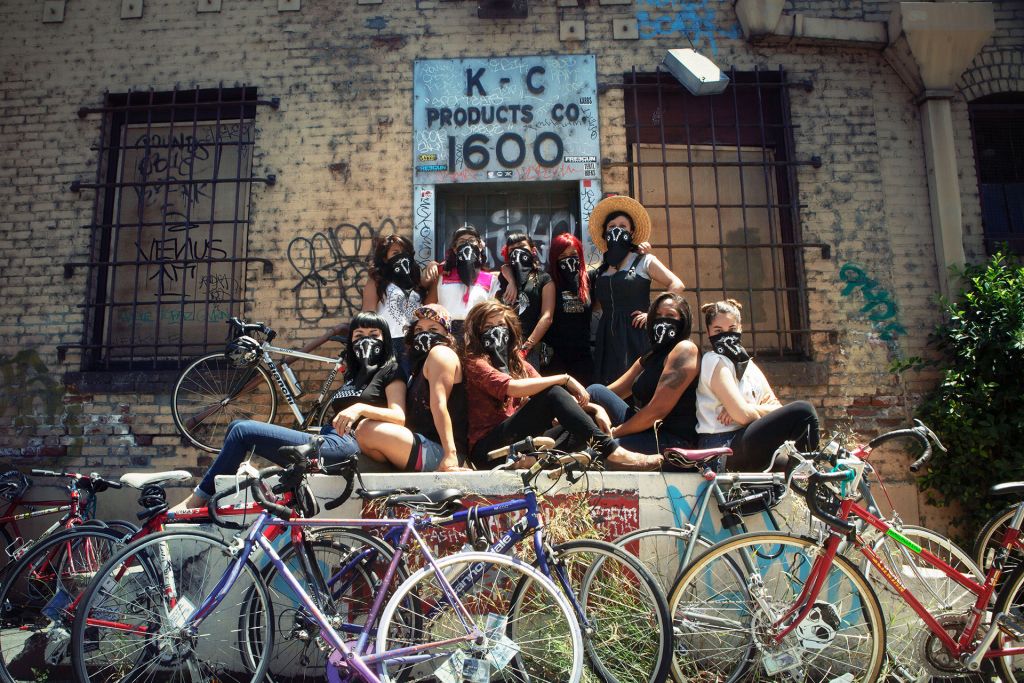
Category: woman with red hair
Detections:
[{"x1": 545, "y1": 232, "x2": 595, "y2": 385}]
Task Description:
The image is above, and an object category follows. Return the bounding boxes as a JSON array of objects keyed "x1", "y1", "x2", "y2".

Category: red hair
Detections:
[{"x1": 548, "y1": 233, "x2": 590, "y2": 305}]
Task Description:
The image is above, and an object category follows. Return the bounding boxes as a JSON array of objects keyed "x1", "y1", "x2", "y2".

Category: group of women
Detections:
[{"x1": 174, "y1": 195, "x2": 819, "y2": 509}]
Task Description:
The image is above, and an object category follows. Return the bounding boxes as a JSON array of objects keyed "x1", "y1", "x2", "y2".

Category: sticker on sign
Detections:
[
  {"x1": 417, "y1": 164, "x2": 448, "y2": 172},
  {"x1": 564, "y1": 156, "x2": 597, "y2": 164},
  {"x1": 487, "y1": 170, "x2": 514, "y2": 179}
]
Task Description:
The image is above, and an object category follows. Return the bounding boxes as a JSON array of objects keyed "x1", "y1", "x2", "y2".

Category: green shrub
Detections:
[{"x1": 899, "y1": 252, "x2": 1024, "y2": 538}]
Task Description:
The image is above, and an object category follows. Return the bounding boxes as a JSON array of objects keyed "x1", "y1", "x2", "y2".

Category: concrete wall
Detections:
[{"x1": 1, "y1": 0, "x2": 1023, "y2": 533}]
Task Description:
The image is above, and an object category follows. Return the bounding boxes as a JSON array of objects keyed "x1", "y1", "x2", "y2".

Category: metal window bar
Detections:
[
  {"x1": 60, "y1": 85, "x2": 276, "y2": 371},
  {"x1": 620, "y1": 65, "x2": 822, "y2": 358}
]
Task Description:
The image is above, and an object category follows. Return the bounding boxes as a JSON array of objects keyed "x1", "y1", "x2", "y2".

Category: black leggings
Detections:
[
  {"x1": 470, "y1": 386, "x2": 617, "y2": 469},
  {"x1": 720, "y1": 401, "x2": 819, "y2": 472}
]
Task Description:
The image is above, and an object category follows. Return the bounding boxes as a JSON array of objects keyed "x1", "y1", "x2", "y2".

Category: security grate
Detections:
[
  {"x1": 609, "y1": 65, "x2": 826, "y2": 357},
  {"x1": 62, "y1": 85, "x2": 278, "y2": 371},
  {"x1": 969, "y1": 94, "x2": 1024, "y2": 256}
]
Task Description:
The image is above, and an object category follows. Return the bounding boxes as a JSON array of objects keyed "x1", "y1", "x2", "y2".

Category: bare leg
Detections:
[{"x1": 354, "y1": 420, "x2": 417, "y2": 470}]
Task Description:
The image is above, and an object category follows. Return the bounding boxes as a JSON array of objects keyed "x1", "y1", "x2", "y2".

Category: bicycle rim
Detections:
[
  {"x1": 376, "y1": 551, "x2": 584, "y2": 683},
  {"x1": 70, "y1": 529, "x2": 272, "y2": 683},
  {"x1": 669, "y1": 532, "x2": 886, "y2": 683},
  {"x1": 548, "y1": 539, "x2": 671, "y2": 683},
  {"x1": 613, "y1": 525, "x2": 712, "y2": 595},
  {"x1": 0, "y1": 528, "x2": 124, "y2": 683},
  {"x1": 172, "y1": 352, "x2": 278, "y2": 452},
  {"x1": 993, "y1": 561, "x2": 1024, "y2": 682},
  {"x1": 863, "y1": 524, "x2": 984, "y2": 682}
]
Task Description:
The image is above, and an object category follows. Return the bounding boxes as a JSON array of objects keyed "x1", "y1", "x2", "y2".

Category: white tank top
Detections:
[
  {"x1": 437, "y1": 270, "x2": 499, "y2": 320},
  {"x1": 376, "y1": 282, "x2": 422, "y2": 337},
  {"x1": 695, "y1": 352, "x2": 772, "y2": 434}
]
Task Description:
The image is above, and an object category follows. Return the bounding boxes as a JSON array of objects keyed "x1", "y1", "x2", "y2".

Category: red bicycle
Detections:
[
  {"x1": 669, "y1": 424, "x2": 1024, "y2": 682},
  {"x1": 0, "y1": 454, "x2": 359, "y2": 683},
  {"x1": 0, "y1": 469, "x2": 129, "y2": 568}
]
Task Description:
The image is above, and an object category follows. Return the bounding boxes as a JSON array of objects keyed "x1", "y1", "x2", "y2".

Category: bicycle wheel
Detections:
[
  {"x1": 862, "y1": 524, "x2": 984, "y2": 681},
  {"x1": 254, "y1": 528, "x2": 402, "y2": 683},
  {"x1": 375, "y1": 551, "x2": 584, "y2": 683},
  {"x1": 70, "y1": 529, "x2": 272, "y2": 683},
  {"x1": 994, "y1": 561, "x2": 1024, "y2": 683},
  {"x1": 614, "y1": 525, "x2": 713, "y2": 594},
  {"x1": 669, "y1": 532, "x2": 886, "y2": 683},
  {"x1": 543, "y1": 539, "x2": 672, "y2": 683},
  {"x1": 172, "y1": 352, "x2": 278, "y2": 453},
  {"x1": 0, "y1": 527, "x2": 124, "y2": 683},
  {"x1": 976, "y1": 503, "x2": 1021, "y2": 572}
]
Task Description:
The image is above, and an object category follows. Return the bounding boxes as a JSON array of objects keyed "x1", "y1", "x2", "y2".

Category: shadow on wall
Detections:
[{"x1": 0, "y1": 349, "x2": 70, "y2": 456}]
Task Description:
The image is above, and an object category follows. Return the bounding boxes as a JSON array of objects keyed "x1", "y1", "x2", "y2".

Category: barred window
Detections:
[
  {"x1": 622, "y1": 67, "x2": 815, "y2": 356},
  {"x1": 68, "y1": 86, "x2": 275, "y2": 371}
]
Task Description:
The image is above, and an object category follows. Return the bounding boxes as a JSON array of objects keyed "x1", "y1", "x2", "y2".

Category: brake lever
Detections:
[{"x1": 913, "y1": 419, "x2": 946, "y2": 452}]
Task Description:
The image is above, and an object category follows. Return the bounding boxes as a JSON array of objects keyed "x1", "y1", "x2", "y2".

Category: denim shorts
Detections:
[
  {"x1": 697, "y1": 431, "x2": 740, "y2": 450},
  {"x1": 407, "y1": 433, "x2": 445, "y2": 472}
]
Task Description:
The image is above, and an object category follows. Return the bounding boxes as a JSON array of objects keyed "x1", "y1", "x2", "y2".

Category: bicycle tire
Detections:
[
  {"x1": 252, "y1": 528, "x2": 403, "y2": 683},
  {"x1": 0, "y1": 526, "x2": 125, "y2": 683},
  {"x1": 861, "y1": 524, "x2": 983, "y2": 681},
  {"x1": 541, "y1": 539, "x2": 672, "y2": 683},
  {"x1": 669, "y1": 531, "x2": 887, "y2": 683},
  {"x1": 993, "y1": 560, "x2": 1024, "y2": 683},
  {"x1": 172, "y1": 352, "x2": 278, "y2": 452},
  {"x1": 975, "y1": 503, "x2": 1021, "y2": 572},
  {"x1": 613, "y1": 525, "x2": 714, "y2": 595},
  {"x1": 70, "y1": 528, "x2": 273, "y2": 683},
  {"x1": 375, "y1": 551, "x2": 585, "y2": 683}
]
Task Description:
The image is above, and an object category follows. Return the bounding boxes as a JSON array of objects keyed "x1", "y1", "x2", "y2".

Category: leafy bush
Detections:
[{"x1": 899, "y1": 252, "x2": 1024, "y2": 537}]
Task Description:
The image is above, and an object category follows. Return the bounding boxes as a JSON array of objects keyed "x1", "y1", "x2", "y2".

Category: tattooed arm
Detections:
[{"x1": 611, "y1": 341, "x2": 698, "y2": 438}]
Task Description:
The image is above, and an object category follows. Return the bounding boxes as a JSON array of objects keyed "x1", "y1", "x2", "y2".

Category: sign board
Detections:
[{"x1": 413, "y1": 55, "x2": 600, "y2": 184}]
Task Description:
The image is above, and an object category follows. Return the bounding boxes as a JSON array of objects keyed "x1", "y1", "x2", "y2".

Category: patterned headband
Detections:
[{"x1": 412, "y1": 305, "x2": 452, "y2": 333}]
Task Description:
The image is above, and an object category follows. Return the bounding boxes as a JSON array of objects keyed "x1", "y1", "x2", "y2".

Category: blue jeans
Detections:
[
  {"x1": 586, "y1": 384, "x2": 691, "y2": 455},
  {"x1": 196, "y1": 420, "x2": 359, "y2": 497}
]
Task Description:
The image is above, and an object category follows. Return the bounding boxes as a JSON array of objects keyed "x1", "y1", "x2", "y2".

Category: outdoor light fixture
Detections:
[
  {"x1": 478, "y1": 0, "x2": 527, "y2": 19},
  {"x1": 663, "y1": 48, "x2": 730, "y2": 96}
]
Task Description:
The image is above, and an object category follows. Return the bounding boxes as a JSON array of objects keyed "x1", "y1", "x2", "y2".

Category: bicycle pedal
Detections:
[
  {"x1": 1000, "y1": 609, "x2": 1024, "y2": 639},
  {"x1": 5, "y1": 536, "x2": 26, "y2": 559}
]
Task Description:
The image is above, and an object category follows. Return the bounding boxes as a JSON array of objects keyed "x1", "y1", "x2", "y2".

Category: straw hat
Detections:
[{"x1": 587, "y1": 195, "x2": 652, "y2": 252}]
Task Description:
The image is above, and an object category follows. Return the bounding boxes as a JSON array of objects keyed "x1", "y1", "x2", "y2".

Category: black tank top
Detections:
[
  {"x1": 407, "y1": 366, "x2": 470, "y2": 457},
  {"x1": 632, "y1": 348, "x2": 698, "y2": 443}
]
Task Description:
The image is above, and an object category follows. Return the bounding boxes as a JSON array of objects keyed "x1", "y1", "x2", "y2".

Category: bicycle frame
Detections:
[
  {"x1": 2, "y1": 479, "x2": 91, "y2": 559},
  {"x1": 182, "y1": 513, "x2": 485, "y2": 683},
  {"x1": 258, "y1": 343, "x2": 344, "y2": 428}
]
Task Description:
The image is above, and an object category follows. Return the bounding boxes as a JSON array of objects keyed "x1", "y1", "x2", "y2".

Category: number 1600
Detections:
[{"x1": 448, "y1": 132, "x2": 565, "y2": 171}]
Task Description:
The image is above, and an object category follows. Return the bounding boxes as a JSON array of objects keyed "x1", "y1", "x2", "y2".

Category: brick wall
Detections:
[{"x1": 1, "y1": 0, "x2": 1021, "y2": 532}]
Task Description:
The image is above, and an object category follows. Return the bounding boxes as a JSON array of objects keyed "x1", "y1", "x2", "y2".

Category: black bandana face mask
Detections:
[
  {"x1": 709, "y1": 331, "x2": 751, "y2": 380},
  {"x1": 409, "y1": 330, "x2": 447, "y2": 365},
  {"x1": 386, "y1": 254, "x2": 415, "y2": 291},
  {"x1": 351, "y1": 336, "x2": 386, "y2": 385},
  {"x1": 455, "y1": 243, "x2": 482, "y2": 288},
  {"x1": 649, "y1": 317, "x2": 685, "y2": 352},
  {"x1": 480, "y1": 325, "x2": 511, "y2": 374},
  {"x1": 508, "y1": 248, "x2": 535, "y2": 287},
  {"x1": 604, "y1": 227, "x2": 633, "y2": 266},
  {"x1": 557, "y1": 256, "x2": 580, "y2": 295}
]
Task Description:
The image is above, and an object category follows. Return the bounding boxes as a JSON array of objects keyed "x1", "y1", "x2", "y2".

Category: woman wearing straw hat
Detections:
[{"x1": 588, "y1": 195, "x2": 685, "y2": 385}]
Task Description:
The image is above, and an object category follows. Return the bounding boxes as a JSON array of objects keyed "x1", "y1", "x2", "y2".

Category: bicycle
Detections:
[
  {"x1": 0, "y1": 469, "x2": 129, "y2": 570},
  {"x1": 314, "y1": 435, "x2": 673, "y2": 683},
  {"x1": 0, "y1": 462, "x2": 361, "y2": 683},
  {"x1": 975, "y1": 497, "x2": 1023, "y2": 573},
  {"x1": 69, "y1": 444, "x2": 585, "y2": 683},
  {"x1": 616, "y1": 426, "x2": 981, "y2": 682},
  {"x1": 667, "y1": 425, "x2": 1024, "y2": 683},
  {"x1": 171, "y1": 316, "x2": 348, "y2": 452}
]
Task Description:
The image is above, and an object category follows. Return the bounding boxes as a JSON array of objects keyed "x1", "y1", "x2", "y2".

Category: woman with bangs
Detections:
[
  {"x1": 172, "y1": 311, "x2": 406, "y2": 510},
  {"x1": 353, "y1": 304, "x2": 471, "y2": 472},
  {"x1": 462, "y1": 300, "x2": 662, "y2": 470},
  {"x1": 428, "y1": 225, "x2": 500, "y2": 339},
  {"x1": 545, "y1": 231, "x2": 595, "y2": 385},
  {"x1": 497, "y1": 232, "x2": 555, "y2": 369}
]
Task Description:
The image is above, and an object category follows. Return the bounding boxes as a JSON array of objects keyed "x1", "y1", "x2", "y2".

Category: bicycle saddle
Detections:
[
  {"x1": 663, "y1": 447, "x2": 733, "y2": 466},
  {"x1": 991, "y1": 482, "x2": 1024, "y2": 496},
  {"x1": 120, "y1": 470, "x2": 193, "y2": 489},
  {"x1": 386, "y1": 488, "x2": 465, "y2": 515}
]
